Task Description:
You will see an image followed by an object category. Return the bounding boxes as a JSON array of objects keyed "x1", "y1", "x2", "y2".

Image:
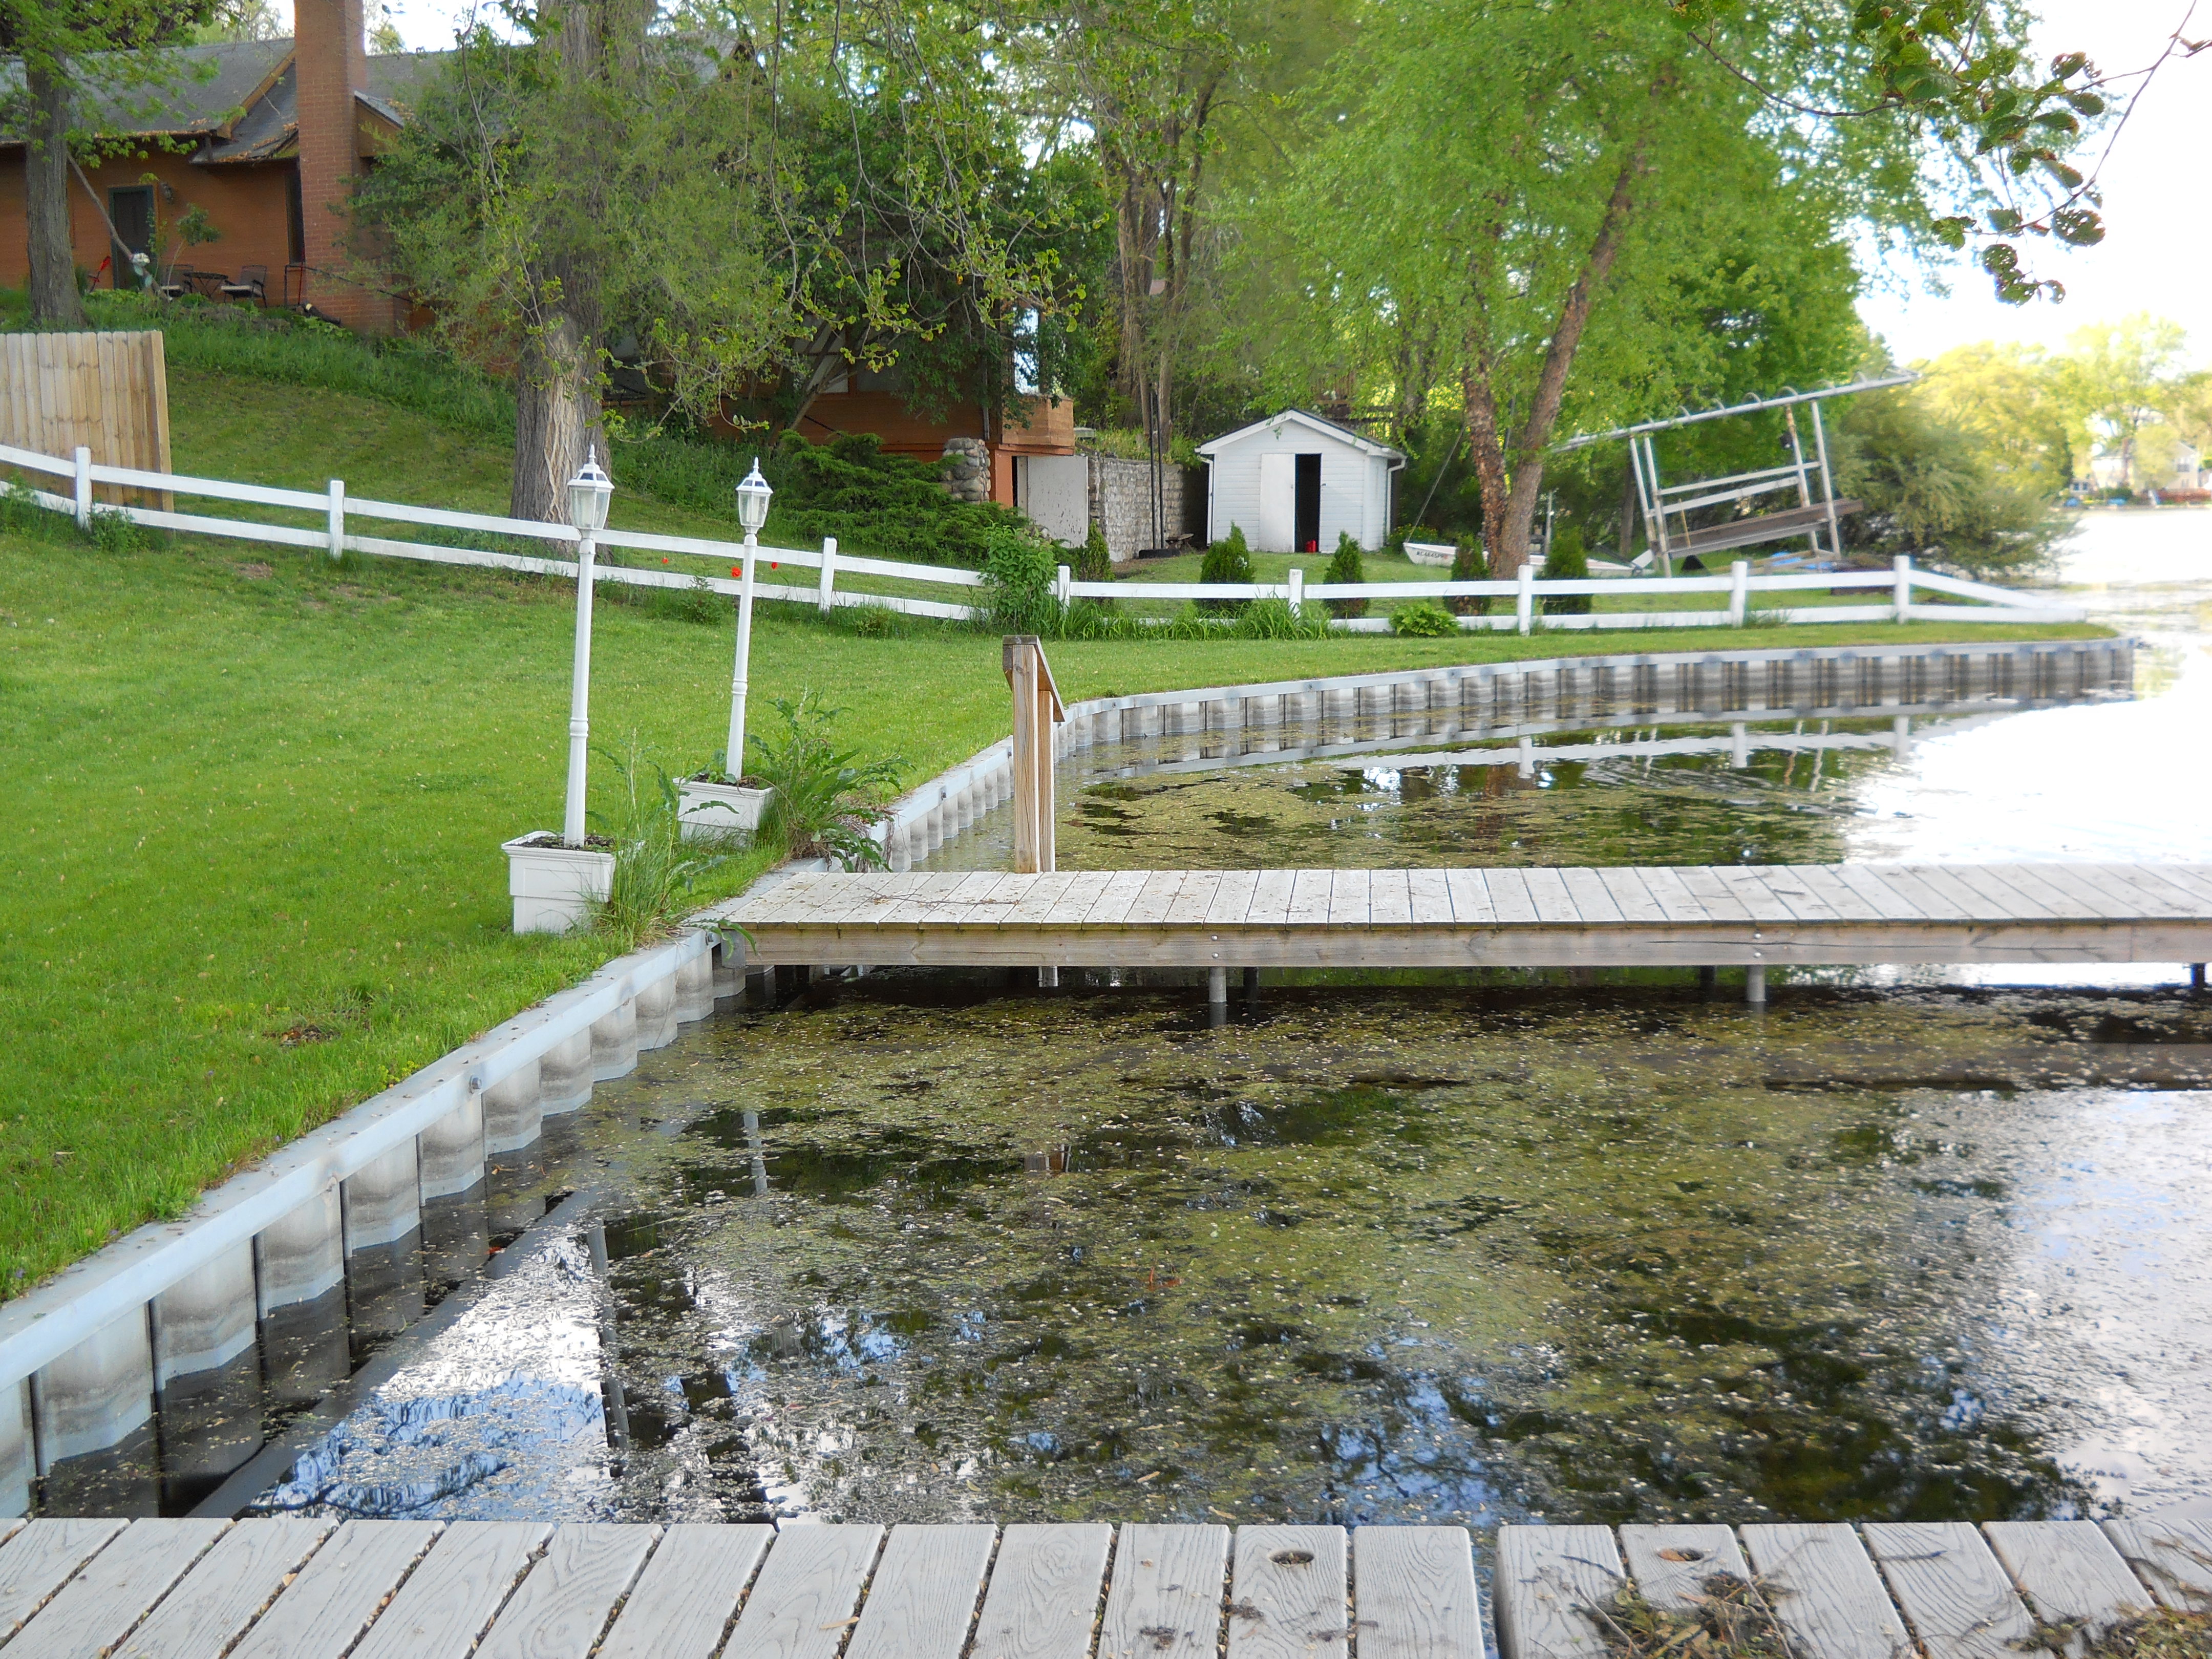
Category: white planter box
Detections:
[
  {"x1": 503, "y1": 833, "x2": 614, "y2": 935},
  {"x1": 1403, "y1": 540, "x2": 1456, "y2": 567},
  {"x1": 677, "y1": 779, "x2": 770, "y2": 842}
]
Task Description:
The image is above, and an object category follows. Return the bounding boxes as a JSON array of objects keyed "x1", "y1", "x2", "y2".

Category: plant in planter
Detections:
[
  {"x1": 749, "y1": 691, "x2": 905, "y2": 869},
  {"x1": 677, "y1": 749, "x2": 771, "y2": 844}
]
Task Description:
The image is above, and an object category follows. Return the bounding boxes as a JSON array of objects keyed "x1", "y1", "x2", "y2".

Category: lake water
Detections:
[{"x1": 51, "y1": 514, "x2": 2212, "y2": 1533}]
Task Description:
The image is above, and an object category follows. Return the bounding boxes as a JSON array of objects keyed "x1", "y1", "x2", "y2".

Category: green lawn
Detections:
[{"x1": 0, "y1": 367, "x2": 2112, "y2": 1295}]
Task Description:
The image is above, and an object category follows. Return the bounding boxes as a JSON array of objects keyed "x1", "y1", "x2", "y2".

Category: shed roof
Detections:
[{"x1": 1196, "y1": 408, "x2": 1405, "y2": 463}]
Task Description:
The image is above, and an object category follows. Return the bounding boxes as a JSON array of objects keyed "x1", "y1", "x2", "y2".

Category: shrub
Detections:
[
  {"x1": 748, "y1": 691, "x2": 905, "y2": 869},
  {"x1": 1448, "y1": 534, "x2": 1490, "y2": 615},
  {"x1": 1199, "y1": 524, "x2": 1254, "y2": 613},
  {"x1": 1541, "y1": 523, "x2": 1590, "y2": 614},
  {"x1": 1073, "y1": 520, "x2": 1113, "y2": 582},
  {"x1": 1324, "y1": 533, "x2": 1367, "y2": 618},
  {"x1": 1391, "y1": 598, "x2": 1460, "y2": 636},
  {"x1": 981, "y1": 523, "x2": 1060, "y2": 633},
  {"x1": 85, "y1": 506, "x2": 157, "y2": 555}
]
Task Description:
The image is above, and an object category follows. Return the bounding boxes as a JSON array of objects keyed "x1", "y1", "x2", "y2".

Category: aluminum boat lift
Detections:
[{"x1": 1564, "y1": 373, "x2": 1917, "y2": 574}]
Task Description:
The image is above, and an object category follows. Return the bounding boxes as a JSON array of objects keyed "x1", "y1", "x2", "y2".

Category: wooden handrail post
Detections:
[{"x1": 1003, "y1": 635, "x2": 1065, "y2": 875}]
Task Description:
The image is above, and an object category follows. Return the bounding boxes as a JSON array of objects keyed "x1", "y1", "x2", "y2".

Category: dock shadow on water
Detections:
[{"x1": 228, "y1": 973, "x2": 2212, "y2": 1532}]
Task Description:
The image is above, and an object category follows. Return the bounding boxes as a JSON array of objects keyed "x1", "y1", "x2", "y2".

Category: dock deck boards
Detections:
[
  {"x1": 710, "y1": 863, "x2": 2212, "y2": 971},
  {"x1": 0, "y1": 1517, "x2": 2200, "y2": 1659}
]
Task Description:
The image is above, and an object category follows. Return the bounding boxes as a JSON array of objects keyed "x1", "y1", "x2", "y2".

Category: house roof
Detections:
[
  {"x1": 1196, "y1": 408, "x2": 1406, "y2": 463},
  {"x1": 0, "y1": 38, "x2": 449, "y2": 161}
]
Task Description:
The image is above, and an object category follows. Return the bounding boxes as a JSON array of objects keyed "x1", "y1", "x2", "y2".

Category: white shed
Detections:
[{"x1": 1195, "y1": 410, "x2": 1405, "y2": 554}]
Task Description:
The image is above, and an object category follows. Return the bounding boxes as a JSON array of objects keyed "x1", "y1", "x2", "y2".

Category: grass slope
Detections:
[{"x1": 0, "y1": 361, "x2": 2109, "y2": 1293}]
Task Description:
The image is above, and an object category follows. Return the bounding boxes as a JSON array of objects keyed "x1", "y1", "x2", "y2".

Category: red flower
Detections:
[{"x1": 731, "y1": 566, "x2": 740, "y2": 577}]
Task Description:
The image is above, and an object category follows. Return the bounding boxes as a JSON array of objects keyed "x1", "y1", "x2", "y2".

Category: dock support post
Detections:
[
  {"x1": 1745, "y1": 964, "x2": 1767, "y2": 1007},
  {"x1": 1243, "y1": 966, "x2": 1261, "y2": 1007},
  {"x1": 1698, "y1": 966, "x2": 1717, "y2": 996},
  {"x1": 2193, "y1": 963, "x2": 2206, "y2": 994},
  {"x1": 1208, "y1": 967, "x2": 1227, "y2": 1006},
  {"x1": 1005, "y1": 635, "x2": 1066, "y2": 876},
  {"x1": 1038, "y1": 966, "x2": 1059, "y2": 988}
]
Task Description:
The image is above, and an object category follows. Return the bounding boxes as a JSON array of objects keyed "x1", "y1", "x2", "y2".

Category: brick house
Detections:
[{"x1": 0, "y1": 1, "x2": 1076, "y2": 501}]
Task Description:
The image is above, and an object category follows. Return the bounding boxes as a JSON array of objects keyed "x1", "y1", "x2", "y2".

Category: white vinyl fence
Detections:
[{"x1": 0, "y1": 441, "x2": 2088, "y2": 632}]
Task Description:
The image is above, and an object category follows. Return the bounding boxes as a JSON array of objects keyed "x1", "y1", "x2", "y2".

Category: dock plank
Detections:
[
  {"x1": 1672, "y1": 866, "x2": 1752, "y2": 923},
  {"x1": 1634, "y1": 866, "x2": 1712, "y2": 925},
  {"x1": 11, "y1": 1518, "x2": 230, "y2": 1659},
  {"x1": 1858, "y1": 865, "x2": 1973, "y2": 921},
  {"x1": 1407, "y1": 869, "x2": 1455, "y2": 926},
  {"x1": 1246, "y1": 870, "x2": 1299, "y2": 927},
  {"x1": 1617, "y1": 1524, "x2": 1747, "y2": 1611},
  {"x1": 1900, "y1": 865, "x2": 2005, "y2": 921},
  {"x1": 475, "y1": 1523, "x2": 658, "y2": 1659},
  {"x1": 1124, "y1": 871, "x2": 1190, "y2": 926},
  {"x1": 1370, "y1": 869, "x2": 1414, "y2": 927},
  {"x1": 229, "y1": 1521, "x2": 444, "y2": 1659},
  {"x1": 1754, "y1": 869, "x2": 1843, "y2": 923},
  {"x1": 1006, "y1": 874, "x2": 1083, "y2": 925},
  {"x1": 1830, "y1": 864, "x2": 1928, "y2": 921},
  {"x1": 1083, "y1": 869, "x2": 1153, "y2": 926},
  {"x1": 1206, "y1": 870, "x2": 1263, "y2": 927},
  {"x1": 1483, "y1": 869, "x2": 1541, "y2": 925},
  {"x1": 1045, "y1": 875, "x2": 1115, "y2": 927},
  {"x1": 1594, "y1": 868, "x2": 1668, "y2": 924},
  {"x1": 351, "y1": 1521, "x2": 551, "y2": 1659},
  {"x1": 1494, "y1": 1525, "x2": 1622, "y2": 1659},
  {"x1": 0, "y1": 1518, "x2": 131, "y2": 1643},
  {"x1": 1559, "y1": 869, "x2": 1624, "y2": 925},
  {"x1": 1443, "y1": 868, "x2": 1497, "y2": 925},
  {"x1": 846, "y1": 1524, "x2": 995, "y2": 1659},
  {"x1": 1865, "y1": 1520, "x2": 2045, "y2": 1659},
  {"x1": 111, "y1": 1519, "x2": 333, "y2": 1659},
  {"x1": 1947, "y1": 864, "x2": 2058, "y2": 921},
  {"x1": 1229, "y1": 1525, "x2": 1347, "y2": 1659},
  {"x1": 969, "y1": 1524, "x2": 1112, "y2": 1659},
  {"x1": 1740, "y1": 1523, "x2": 1913, "y2": 1659},
  {"x1": 597, "y1": 1523, "x2": 774, "y2": 1659},
  {"x1": 1287, "y1": 870, "x2": 1334, "y2": 926},
  {"x1": 1099, "y1": 1524, "x2": 1230, "y2": 1659},
  {"x1": 1787, "y1": 864, "x2": 1886, "y2": 922},
  {"x1": 1352, "y1": 1525, "x2": 1484, "y2": 1659},
  {"x1": 1984, "y1": 1521, "x2": 2156, "y2": 1642},
  {"x1": 724, "y1": 1524, "x2": 884, "y2": 1659},
  {"x1": 2099, "y1": 1517, "x2": 2212, "y2": 1611},
  {"x1": 1329, "y1": 869, "x2": 1372, "y2": 926},
  {"x1": 1522, "y1": 867, "x2": 1580, "y2": 925},
  {"x1": 1709, "y1": 865, "x2": 1799, "y2": 923},
  {"x1": 1168, "y1": 872, "x2": 1224, "y2": 926}
]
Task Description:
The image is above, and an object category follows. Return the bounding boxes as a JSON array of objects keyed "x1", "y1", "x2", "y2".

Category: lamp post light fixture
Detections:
[
  {"x1": 725, "y1": 458, "x2": 774, "y2": 778},
  {"x1": 561, "y1": 444, "x2": 615, "y2": 848}
]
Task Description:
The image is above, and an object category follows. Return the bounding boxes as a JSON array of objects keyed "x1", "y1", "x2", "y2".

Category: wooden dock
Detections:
[
  {"x1": 711, "y1": 863, "x2": 2212, "y2": 971},
  {"x1": 0, "y1": 1514, "x2": 2207, "y2": 1659}
]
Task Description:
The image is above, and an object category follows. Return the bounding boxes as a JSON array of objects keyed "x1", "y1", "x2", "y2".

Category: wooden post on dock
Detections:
[{"x1": 1004, "y1": 635, "x2": 1066, "y2": 876}]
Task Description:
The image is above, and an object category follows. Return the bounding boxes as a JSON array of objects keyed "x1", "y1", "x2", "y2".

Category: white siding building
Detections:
[{"x1": 1195, "y1": 410, "x2": 1405, "y2": 553}]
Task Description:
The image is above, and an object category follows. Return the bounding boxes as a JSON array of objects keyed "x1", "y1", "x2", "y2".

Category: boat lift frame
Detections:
[{"x1": 1561, "y1": 373, "x2": 1917, "y2": 575}]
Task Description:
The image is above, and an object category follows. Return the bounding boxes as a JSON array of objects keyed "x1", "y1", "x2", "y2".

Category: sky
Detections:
[{"x1": 329, "y1": 0, "x2": 2206, "y2": 370}]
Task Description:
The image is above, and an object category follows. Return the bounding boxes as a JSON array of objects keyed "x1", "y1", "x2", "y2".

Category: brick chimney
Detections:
[{"x1": 293, "y1": 0, "x2": 389, "y2": 330}]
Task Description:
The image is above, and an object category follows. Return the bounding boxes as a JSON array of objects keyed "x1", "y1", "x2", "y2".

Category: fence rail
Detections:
[{"x1": 0, "y1": 441, "x2": 2087, "y2": 632}]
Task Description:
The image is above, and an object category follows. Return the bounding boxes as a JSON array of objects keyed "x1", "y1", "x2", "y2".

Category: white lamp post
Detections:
[
  {"x1": 561, "y1": 445, "x2": 614, "y2": 848},
  {"x1": 726, "y1": 458, "x2": 774, "y2": 778}
]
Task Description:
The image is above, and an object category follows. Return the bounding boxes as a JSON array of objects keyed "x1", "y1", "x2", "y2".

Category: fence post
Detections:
[
  {"x1": 1057, "y1": 564, "x2": 1073, "y2": 613},
  {"x1": 1517, "y1": 563, "x2": 1534, "y2": 635},
  {"x1": 1288, "y1": 567, "x2": 1304, "y2": 619},
  {"x1": 1893, "y1": 553, "x2": 1911, "y2": 624},
  {"x1": 73, "y1": 446, "x2": 92, "y2": 529},
  {"x1": 327, "y1": 479, "x2": 345, "y2": 562},
  {"x1": 818, "y1": 536, "x2": 837, "y2": 616},
  {"x1": 1729, "y1": 560, "x2": 1749, "y2": 626}
]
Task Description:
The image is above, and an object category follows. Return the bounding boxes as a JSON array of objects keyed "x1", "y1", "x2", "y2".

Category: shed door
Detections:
[
  {"x1": 109, "y1": 185, "x2": 154, "y2": 289},
  {"x1": 1294, "y1": 454, "x2": 1322, "y2": 552},
  {"x1": 1256, "y1": 452, "x2": 1295, "y2": 551}
]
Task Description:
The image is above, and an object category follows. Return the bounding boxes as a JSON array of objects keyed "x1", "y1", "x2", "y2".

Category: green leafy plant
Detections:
[
  {"x1": 1448, "y1": 534, "x2": 1490, "y2": 616},
  {"x1": 1541, "y1": 523, "x2": 1590, "y2": 614},
  {"x1": 1198, "y1": 524, "x2": 1253, "y2": 614},
  {"x1": 1390, "y1": 598, "x2": 1460, "y2": 636},
  {"x1": 748, "y1": 691, "x2": 905, "y2": 870},
  {"x1": 1073, "y1": 520, "x2": 1113, "y2": 582},
  {"x1": 980, "y1": 523, "x2": 1061, "y2": 633},
  {"x1": 84, "y1": 506, "x2": 156, "y2": 555},
  {"x1": 594, "y1": 738, "x2": 727, "y2": 949},
  {"x1": 1324, "y1": 533, "x2": 1367, "y2": 618},
  {"x1": 1237, "y1": 597, "x2": 1329, "y2": 640}
]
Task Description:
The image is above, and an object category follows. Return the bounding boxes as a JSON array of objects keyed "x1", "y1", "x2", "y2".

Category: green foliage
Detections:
[
  {"x1": 1074, "y1": 520, "x2": 1114, "y2": 582},
  {"x1": 981, "y1": 522, "x2": 1062, "y2": 632},
  {"x1": 84, "y1": 506, "x2": 156, "y2": 556},
  {"x1": 1542, "y1": 523, "x2": 1590, "y2": 614},
  {"x1": 594, "y1": 739, "x2": 728, "y2": 950},
  {"x1": 755, "y1": 433, "x2": 1027, "y2": 569},
  {"x1": 1832, "y1": 390, "x2": 2071, "y2": 578},
  {"x1": 748, "y1": 692, "x2": 905, "y2": 870},
  {"x1": 1390, "y1": 598, "x2": 1459, "y2": 637},
  {"x1": 1448, "y1": 533, "x2": 1490, "y2": 616},
  {"x1": 1324, "y1": 534, "x2": 1367, "y2": 619},
  {"x1": 1237, "y1": 597, "x2": 1330, "y2": 640},
  {"x1": 1199, "y1": 524, "x2": 1254, "y2": 613}
]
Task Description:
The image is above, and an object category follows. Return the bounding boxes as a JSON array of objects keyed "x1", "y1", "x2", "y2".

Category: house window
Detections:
[{"x1": 108, "y1": 185, "x2": 154, "y2": 289}]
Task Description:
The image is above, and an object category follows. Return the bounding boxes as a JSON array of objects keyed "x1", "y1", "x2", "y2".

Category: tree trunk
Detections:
[
  {"x1": 512, "y1": 309, "x2": 603, "y2": 522},
  {"x1": 25, "y1": 59, "x2": 88, "y2": 329}
]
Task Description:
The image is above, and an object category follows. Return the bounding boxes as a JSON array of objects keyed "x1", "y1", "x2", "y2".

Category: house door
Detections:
[
  {"x1": 1294, "y1": 453, "x2": 1322, "y2": 552},
  {"x1": 109, "y1": 185, "x2": 155, "y2": 289}
]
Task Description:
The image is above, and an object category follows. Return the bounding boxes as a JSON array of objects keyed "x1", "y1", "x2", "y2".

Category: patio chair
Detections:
[
  {"x1": 218, "y1": 265, "x2": 267, "y2": 302},
  {"x1": 157, "y1": 266, "x2": 195, "y2": 300}
]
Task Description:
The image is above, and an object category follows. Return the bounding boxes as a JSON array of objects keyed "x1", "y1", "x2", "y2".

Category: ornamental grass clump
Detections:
[
  {"x1": 595, "y1": 739, "x2": 727, "y2": 949},
  {"x1": 748, "y1": 691, "x2": 904, "y2": 869}
]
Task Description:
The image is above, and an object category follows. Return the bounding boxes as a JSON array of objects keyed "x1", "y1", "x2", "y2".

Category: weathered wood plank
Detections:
[
  {"x1": 1125, "y1": 871, "x2": 1192, "y2": 925},
  {"x1": 1045, "y1": 875, "x2": 1115, "y2": 927},
  {"x1": 1980, "y1": 866, "x2": 2110, "y2": 921},
  {"x1": 1483, "y1": 868, "x2": 1541, "y2": 925},
  {"x1": 1864, "y1": 1521, "x2": 2044, "y2": 1659},
  {"x1": 2085, "y1": 864, "x2": 2208, "y2": 918},
  {"x1": 0, "y1": 1518, "x2": 132, "y2": 1644},
  {"x1": 845, "y1": 1524, "x2": 995, "y2": 1659},
  {"x1": 1594, "y1": 868, "x2": 1668, "y2": 924},
  {"x1": 1494, "y1": 1525, "x2": 1622, "y2": 1659},
  {"x1": 1407, "y1": 869, "x2": 1455, "y2": 926},
  {"x1": 1246, "y1": 870, "x2": 1299, "y2": 927},
  {"x1": 1329, "y1": 869, "x2": 1373, "y2": 926},
  {"x1": 1443, "y1": 868, "x2": 1497, "y2": 925},
  {"x1": 1855, "y1": 864, "x2": 1972, "y2": 921},
  {"x1": 1788, "y1": 864, "x2": 1887, "y2": 922},
  {"x1": 1753, "y1": 869, "x2": 1843, "y2": 923},
  {"x1": 229, "y1": 1521, "x2": 444, "y2": 1659},
  {"x1": 1083, "y1": 870, "x2": 1155, "y2": 927},
  {"x1": 1352, "y1": 1525, "x2": 1483, "y2": 1659},
  {"x1": 1206, "y1": 870, "x2": 1263, "y2": 927},
  {"x1": 2099, "y1": 1517, "x2": 2212, "y2": 1611},
  {"x1": 1984, "y1": 1521, "x2": 2157, "y2": 1642},
  {"x1": 1559, "y1": 869, "x2": 1624, "y2": 925},
  {"x1": 1947, "y1": 865, "x2": 2058, "y2": 921},
  {"x1": 1370, "y1": 869, "x2": 1414, "y2": 927},
  {"x1": 968, "y1": 1524, "x2": 1112, "y2": 1659},
  {"x1": 1522, "y1": 867, "x2": 1580, "y2": 925},
  {"x1": 351, "y1": 1522, "x2": 552, "y2": 1659},
  {"x1": 110, "y1": 1519, "x2": 334, "y2": 1659},
  {"x1": 1229, "y1": 1525, "x2": 1347, "y2": 1659},
  {"x1": 1287, "y1": 870, "x2": 1334, "y2": 926},
  {"x1": 1006, "y1": 874, "x2": 1083, "y2": 925},
  {"x1": 1709, "y1": 865, "x2": 1799, "y2": 923},
  {"x1": 1902, "y1": 865, "x2": 2006, "y2": 921},
  {"x1": 1634, "y1": 866, "x2": 1711, "y2": 924},
  {"x1": 475, "y1": 1523, "x2": 659, "y2": 1659},
  {"x1": 12, "y1": 1518, "x2": 231, "y2": 1659},
  {"x1": 1617, "y1": 1524, "x2": 1747, "y2": 1612},
  {"x1": 595, "y1": 1524, "x2": 775, "y2": 1659},
  {"x1": 1099, "y1": 1524, "x2": 1230, "y2": 1659},
  {"x1": 1739, "y1": 1522, "x2": 1913, "y2": 1659},
  {"x1": 1167, "y1": 872, "x2": 1225, "y2": 927},
  {"x1": 1829, "y1": 864, "x2": 1928, "y2": 921},
  {"x1": 1672, "y1": 865, "x2": 1753, "y2": 923},
  {"x1": 722, "y1": 1523, "x2": 884, "y2": 1659}
]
